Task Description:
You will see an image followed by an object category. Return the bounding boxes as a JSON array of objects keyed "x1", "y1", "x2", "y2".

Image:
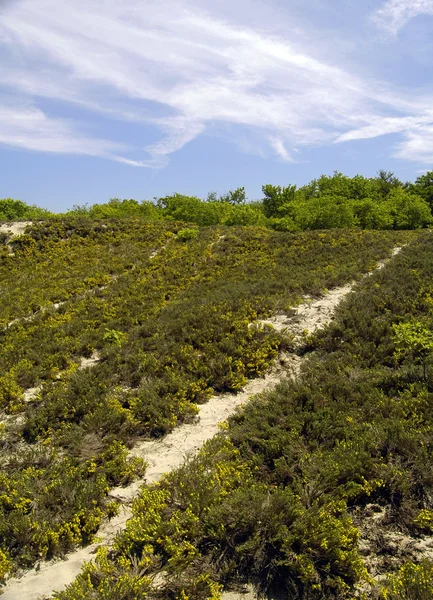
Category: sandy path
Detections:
[
  {"x1": 1, "y1": 248, "x2": 402, "y2": 600},
  {"x1": 220, "y1": 588, "x2": 256, "y2": 600}
]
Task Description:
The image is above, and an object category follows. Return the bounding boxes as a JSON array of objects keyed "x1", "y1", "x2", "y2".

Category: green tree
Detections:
[
  {"x1": 298, "y1": 172, "x2": 379, "y2": 202},
  {"x1": 262, "y1": 184, "x2": 297, "y2": 218},
  {"x1": 412, "y1": 171, "x2": 433, "y2": 211},
  {"x1": 387, "y1": 188, "x2": 432, "y2": 229},
  {"x1": 157, "y1": 194, "x2": 224, "y2": 226},
  {"x1": 217, "y1": 187, "x2": 246, "y2": 205},
  {"x1": 0, "y1": 198, "x2": 53, "y2": 221},
  {"x1": 290, "y1": 195, "x2": 356, "y2": 230},
  {"x1": 353, "y1": 198, "x2": 393, "y2": 229},
  {"x1": 376, "y1": 170, "x2": 403, "y2": 198}
]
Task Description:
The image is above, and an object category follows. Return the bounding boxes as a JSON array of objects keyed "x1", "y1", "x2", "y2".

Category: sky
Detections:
[{"x1": 1, "y1": 0, "x2": 433, "y2": 210}]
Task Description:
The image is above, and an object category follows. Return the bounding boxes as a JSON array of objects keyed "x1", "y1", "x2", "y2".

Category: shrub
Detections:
[
  {"x1": 380, "y1": 560, "x2": 433, "y2": 599},
  {"x1": 177, "y1": 228, "x2": 199, "y2": 241}
]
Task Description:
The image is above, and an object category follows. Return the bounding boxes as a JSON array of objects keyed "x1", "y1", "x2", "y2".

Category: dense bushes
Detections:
[
  {"x1": 0, "y1": 222, "x2": 405, "y2": 578},
  {"x1": 0, "y1": 198, "x2": 53, "y2": 221},
  {"x1": 380, "y1": 560, "x2": 433, "y2": 599},
  {"x1": 5, "y1": 169, "x2": 433, "y2": 233},
  {"x1": 62, "y1": 174, "x2": 433, "y2": 232},
  {"x1": 263, "y1": 173, "x2": 433, "y2": 231},
  {"x1": 54, "y1": 231, "x2": 433, "y2": 599},
  {"x1": 66, "y1": 170, "x2": 433, "y2": 232}
]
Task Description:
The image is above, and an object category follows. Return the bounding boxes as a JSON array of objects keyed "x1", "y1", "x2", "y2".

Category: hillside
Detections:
[{"x1": 0, "y1": 219, "x2": 431, "y2": 599}]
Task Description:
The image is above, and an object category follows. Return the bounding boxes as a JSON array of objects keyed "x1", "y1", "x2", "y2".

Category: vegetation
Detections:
[
  {"x1": 0, "y1": 198, "x2": 53, "y2": 221},
  {"x1": 2, "y1": 169, "x2": 433, "y2": 232},
  {"x1": 49, "y1": 231, "x2": 433, "y2": 599},
  {"x1": 2, "y1": 169, "x2": 433, "y2": 597},
  {"x1": 0, "y1": 219, "x2": 405, "y2": 583}
]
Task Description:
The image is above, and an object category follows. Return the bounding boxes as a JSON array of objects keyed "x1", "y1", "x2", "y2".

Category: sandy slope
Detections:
[
  {"x1": 0, "y1": 221, "x2": 33, "y2": 257},
  {"x1": 0, "y1": 222, "x2": 33, "y2": 238},
  {"x1": 1, "y1": 249, "x2": 402, "y2": 600}
]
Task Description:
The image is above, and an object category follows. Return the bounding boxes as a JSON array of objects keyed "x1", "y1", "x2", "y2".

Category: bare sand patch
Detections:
[
  {"x1": 221, "y1": 586, "x2": 256, "y2": 600},
  {"x1": 0, "y1": 222, "x2": 33, "y2": 238},
  {"x1": 79, "y1": 351, "x2": 101, "y2": 370}
]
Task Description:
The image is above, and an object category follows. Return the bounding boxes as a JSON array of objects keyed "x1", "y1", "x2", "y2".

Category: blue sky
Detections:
[{"x1": 1, "y1": 0, "x2": 433, "y2": 211}]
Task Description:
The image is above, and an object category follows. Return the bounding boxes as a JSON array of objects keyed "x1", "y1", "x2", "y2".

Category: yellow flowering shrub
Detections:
[
  {"x1": 380, "y1": 560, "x2": 433, "y2": 599},
  {"x1": 0, "y1": 549, "x2": 11, "y2": 582}
]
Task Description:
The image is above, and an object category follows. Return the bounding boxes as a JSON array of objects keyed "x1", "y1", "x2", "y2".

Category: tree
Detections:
[
  {"x1": 207, "y1": 188, "x2": 246, "y2": 205},
  {"x1": 157, "y1": 193, "x2": 223, "y2": 226},
  {"x1": 412, "y1": 171, "x2": 433, "y2": 211},
  {"x1": 262, "y1": 184, "x2": 297, "y2": 218},
  {"x1": 292, "y1": 195, "x2": 356, "y2": 230},
  {"x1": 353, "y1": 198, "x2": 393, "y2": 229},
  {"x1": 376, "y1": 170, "x2": 403, "y2": 198},
  {"x1": 298, "y1": 172, "x2": 378, "y2": 202},
  {"x1": 221, "y1": 187, "x2": 246, "y2": 205},
  {"x1": 0, "y1": 198, "x2": 52, "y2": 221},
  {"x1": 387, "y1": 188, "x2": 432, "y2": 229}
]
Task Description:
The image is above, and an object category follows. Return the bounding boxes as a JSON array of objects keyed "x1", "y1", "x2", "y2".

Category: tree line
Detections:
[{"x1": 2, "y1": 170, "x2": 433, "y2": 230}]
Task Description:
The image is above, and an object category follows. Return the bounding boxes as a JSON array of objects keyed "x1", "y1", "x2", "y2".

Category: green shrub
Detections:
[{"x1": 177, "y1": 228, "x2": 199, "y2": 241}]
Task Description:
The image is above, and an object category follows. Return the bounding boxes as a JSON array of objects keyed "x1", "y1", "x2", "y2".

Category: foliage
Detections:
[
  {"x1": 380, "y1": 560, "x2": 433, "y2": 599},
  {"x1": 1, "y1": 165, "x2": 433, "y2": 238},
  {"x1": 177, "y1": 228, "x2": 199, "y2": 241},
  {"x1": 0, "y1": 549, "x2": 11, "y2": 583},
  {"x1": 0, "y1": 198, "x2": 53, "y2": 221},
  {"x1": 262, "y1": 172, "x2": 432, "y2": 231},
  {"x1": 56, "y1": 230, "x2": 433, "y2": 599},
  {"x1": 262, "y1": 184, "x2": 297, "y2": 218},
  {"x1": 103, "y1": 328, "x2": 126, "y2": 347},
  {"x1": 48, "y1": 229, "x2": 430, "y2": 600},
  {"x1": 0, "y1": 221, "x2": 404, "y2": 579},
  {"x1": 156, "y1": 193, "x2": 267, "y2": 227},
  {"x1": 410, "y1": 170, "x2": 433, "y2": 212},
  {"x1": 4, "y1": 169, "x2": 433, "y2": 232},
  {"x1": 2, "y1": 173, "x2": 433, "y2": 596},
  {"x1": 392, "y1": 319, "x2": 433, "y2": 380}
]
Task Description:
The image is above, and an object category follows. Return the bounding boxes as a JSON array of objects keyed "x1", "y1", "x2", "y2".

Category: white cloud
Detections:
[
  {"x1": 395, "y1": 126, "x2": 433, "y2": 163},
  {"x1": 336, "y1": 114, "x2": 433, "y2": 143},
  {"x1": 0, "y1": 0, "x2": 431, "y2": 167},
  {"x1": 335, "y1": 112, "x2": 433, "y2": 165},
  {"x1": 372, "y1": 0, "x2": 433, "y2": 34},
  {"x1": 0, "y1": 102, "x2": 128, "y2": 160},
  {"x1": 269, "y1": 137, "x2": 294, "y2": 162}
]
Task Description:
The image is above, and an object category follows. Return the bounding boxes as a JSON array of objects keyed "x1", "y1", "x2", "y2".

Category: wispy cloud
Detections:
[
  {"x1": 0, "y1": 102, "x2": 128, "y2": 160},
  {"x1": 269, "y1": 137, "x2": 295, "y2": 162},
  {"x1": 395, "y1": 126, "x2": 433, "y2": 163},
  {"x1": 0, "y1": 0, "x2": 432, "y2": 167},
  {"x1": 372, "y1": 0, "x2": 433, "y2": 35},
  {"x1": 335, "y1": 111, "x2": 433, "y2": 165},
  {"x1": 336, "y1": 114, "x2": 433, "y2": 143}
]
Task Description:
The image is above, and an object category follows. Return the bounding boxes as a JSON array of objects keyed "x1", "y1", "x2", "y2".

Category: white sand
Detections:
[
  {"x1": 221, "y1": 586, "x2": 256, "y2": 600},
  {"x1": 1, "y1": 247, "x2": 403, "y2": 600},
  {"x1": 79, "y1": 351, "x2": 101, "y2": 370},
  {"x1": 0, "y1": 222, "x2": 33, "y2": 238},
  {"x1": 0, "y1": 222, "x2": 33, "y2": 257}
]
